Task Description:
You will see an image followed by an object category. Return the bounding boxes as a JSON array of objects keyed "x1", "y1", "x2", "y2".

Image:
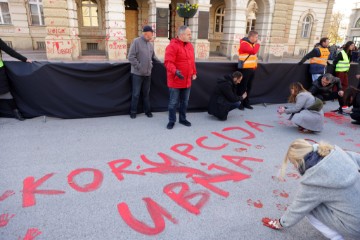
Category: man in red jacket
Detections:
[
  {"x1": 164, "y1": 26, "x2": 197, "y2": 129},
  {"x1": 237, "y1": 30, "x2": 260, "y2": 110}
]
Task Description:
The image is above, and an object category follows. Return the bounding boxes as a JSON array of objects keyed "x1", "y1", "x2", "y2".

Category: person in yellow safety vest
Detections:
[
  {"x1": 237, "y1": 30, "x2": 260, "y2": 110},
  {"x1": 0, "y1": 38, "x2": 32, "y2": 120},
  {"x1": 333, "y1": 41, "x2": 355, "y2": 91},
  {"x1": 298, "y1": 37, "x2": 330, "y2": 82}
]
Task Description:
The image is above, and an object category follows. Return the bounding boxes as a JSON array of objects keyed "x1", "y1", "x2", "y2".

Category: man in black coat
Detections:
[
  {"x1": 208, "y1": 71, "x2": 247, "y2": 120},
  {"x1": 309, "y1": 73, "x2": 344, "y2": 113},
  {"x1": 0, "y1": 38, "x2": 31, "y2": 120}
]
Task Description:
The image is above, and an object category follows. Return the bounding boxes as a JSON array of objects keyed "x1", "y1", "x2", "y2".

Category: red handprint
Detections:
[
  {"x1": 246, "y1": 199, "x2": 263, "y2": 208},
  {"x1": 271, "y1": 176, "x2": 286, "y2": 182},
  {"x1": 286, "y1": 173, "x2": 300, "y2": 180},
  {"x1": 20, "y1": 228, "x2": 42, "y2": 240},
  {"x1": 339, "y1": 132, "x2": 346, "y2": 136},
  {"x1": 0, "y1": 190, "x2": 15, "y2": 201},
  {"x1": 273, "y1": 190, "x2": 289, "y2": 198},
  {"x1": 276, "y1": 203, "x2": 290, "y2": 211},
  {"x1": 234, "y1": 147, "x2": 247, "y2": 152},
  {"x1": 0, "y1": 213, "x2": 15, "y2": 227}
]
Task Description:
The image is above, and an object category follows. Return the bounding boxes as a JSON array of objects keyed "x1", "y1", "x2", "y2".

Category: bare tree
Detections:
[{"x1": 328, "y1": 12, "x2": 344, "y2": 44}]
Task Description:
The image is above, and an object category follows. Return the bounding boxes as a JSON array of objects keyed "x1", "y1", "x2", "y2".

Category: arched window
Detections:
[
  {"x1": 0, "y1": 0, "x2": 11, "y2": 24},
  {"x1": 29, "y1": 0, "x2": 44, "y2": 26},
  {"x1": 215, "y1": 6, "x2": 225, "y2": 33},
  {"x1": 82, "y1": 0, "x2": 99, "y2": 27},
  {"x1": 355, "y1": 18, "x2": 360, "y2": 28},
  {"x1": 301, "y1": 15, "x2": 313, "y2": 38}
]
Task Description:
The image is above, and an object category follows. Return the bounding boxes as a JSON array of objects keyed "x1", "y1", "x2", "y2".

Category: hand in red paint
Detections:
[
  {"x1": 0, "y1": 213, "x2": 15, "y2": 227},
  {"x1": 273, "y1": 190, "x2": 289, "y2": 198},
  {"x1": 20, "y1": 228, "x2": 42, "y2": 240},
  {"x1": 246, "y1": 199, "x2": 263, "y2": 208},
  {"x1": 0, "y1": 190, "x2": 15, "y2": 201},
  {"x1": 262, "y1": 217, "x2": 282, "y2": 230}
]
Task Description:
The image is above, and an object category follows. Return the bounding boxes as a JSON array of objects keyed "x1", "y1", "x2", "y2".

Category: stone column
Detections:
[
  {"x1": 148, "y1": 0, "x2": 171, "y2": 59},
  {"x1": 8, "y1": 0, "x2": 32, "y2": 49},
  {"x1": 44, "y1": 0, "x2": 80, "y2": 60},
  {"x1": 188, "y1": 0, "x2": 211, "y2": 60},
  {"x1": 220, "y1": 0, "x2": 247, "y2": 60},
  {"x1": 105, "y1": 0, "x2": 127, "y2": 60}
]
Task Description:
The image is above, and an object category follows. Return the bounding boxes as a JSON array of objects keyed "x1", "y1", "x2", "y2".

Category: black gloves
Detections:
[{"x1": 175, "y1": 70, "x2": 184, "y2": 80}]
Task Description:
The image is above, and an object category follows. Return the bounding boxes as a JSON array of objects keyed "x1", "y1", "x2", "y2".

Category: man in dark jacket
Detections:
[
  {"x1": 128, "y1": 25, "x2": 161, "y2": 119},
  {"x1": 0, "y1": 38, "x2": 31, "y2": 120},
  {"x1": 208, "y1": 71, "x2": 247, "y2": 120},
  {"x1": 309, "y1": 73, "x2": 344, "y2": 113}
]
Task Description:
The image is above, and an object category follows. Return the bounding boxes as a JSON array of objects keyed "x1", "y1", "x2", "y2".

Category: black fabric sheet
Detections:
[{"x1": 1, "y1": 61, "x2": 359, "y2": 119}]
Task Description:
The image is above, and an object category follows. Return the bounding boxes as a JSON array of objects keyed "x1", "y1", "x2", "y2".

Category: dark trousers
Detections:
[
  {"x1": 315, "y1": 92, "x2": 344, "y2": 108},
  {"x1": 168, "y1": 87, "x2": 191, "y2": 123},
  {"x1": 130, "y1": 74, "x2": 151, "y2": 114},
  {"x1": 335, "y1": 72, "x2": 348, "y2": 90},
  {"x1": 237, "y1": 68, "x2": 255, "y2": 106}
]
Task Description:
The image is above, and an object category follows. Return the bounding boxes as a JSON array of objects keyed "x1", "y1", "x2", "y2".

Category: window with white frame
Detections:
[
  {"x1": 215, "y1": 6, "x2": 225, "y2": 33},
  {"x1": 29, "y1": 0, "x2": 44, "y2": 26},
  {"x1": 82, "y1": 0, "x2": 99, "y2": 27},
  {"x1": 301, "y1": 15, "x2": 313, "y2": 38},
  {"x1": 0, "y1": 0, "x2": 11, "y2": 25}
]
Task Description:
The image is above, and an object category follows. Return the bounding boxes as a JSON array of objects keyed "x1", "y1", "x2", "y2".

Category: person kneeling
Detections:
[
  {"x1": 278, "y1": 82, "x2": 324, "y2": 133},
  {"x1": 343, "y1": 86, "x2": 360, "y2": 125},
  {"x1": 208, "y1": 71, "x2": 247, "y2": 121},
  {"x1": 262, "y1": 139, "x2": 360, "y2": 240}
]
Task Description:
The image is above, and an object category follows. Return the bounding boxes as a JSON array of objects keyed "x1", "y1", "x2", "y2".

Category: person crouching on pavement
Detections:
[
  {"x1": 278, "y1": 82, "x2": 324, "y2": 133},
  {"x1": 208, "y1": 71, "x2": 247, "y2": 121},
  {"x1": 262, "y1": 139, "x2": 360, "y2": 240},
  {"x1": 309, "y1": 73, "x2": 344, "y2": 114},
  {"x1": 343, "y1": 86, "x2": 360, "y2": 125}
]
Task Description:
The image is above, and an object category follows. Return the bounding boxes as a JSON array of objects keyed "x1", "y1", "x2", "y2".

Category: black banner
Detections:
[{"x1": 1, "y1": 61, "x2": 359, "y2": 119}]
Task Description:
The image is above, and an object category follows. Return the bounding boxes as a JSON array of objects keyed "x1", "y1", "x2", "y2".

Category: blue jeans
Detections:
[
  {"x1": 130, "y1": 74, "x2": 151, "y2": 114},
  {"x1": 168, "y1": 87, "x2": 191, "y2": 123},
  {"x1": 229, "y1": 101, "x2": 241, "y2": 111}
]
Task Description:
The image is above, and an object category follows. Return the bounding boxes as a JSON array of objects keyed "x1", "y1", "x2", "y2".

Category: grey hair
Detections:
[
  {"x1": 323, "y1": 73, "x2": 333, "y2": 81},
  {"x1": 178, "y1": 25, "x2": 189, "y2": 36}
]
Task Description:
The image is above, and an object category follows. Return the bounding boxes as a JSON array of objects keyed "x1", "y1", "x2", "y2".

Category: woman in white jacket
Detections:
[{"x1": 262, "y1": 139, "x2": 360, "y2": 240}]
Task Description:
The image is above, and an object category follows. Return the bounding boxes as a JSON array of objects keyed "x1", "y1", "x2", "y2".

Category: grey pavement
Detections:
[{"x1": 0, "y1": 101, "x2": 359, "y2": 240}]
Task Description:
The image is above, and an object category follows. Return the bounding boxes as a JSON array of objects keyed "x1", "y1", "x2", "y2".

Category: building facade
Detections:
[
  {"x1": 0, "y1": 0, "x2": 334, "y2": 61},
  {"x1": 347, "y1": 2, "x2": 360, "y2": 47}
]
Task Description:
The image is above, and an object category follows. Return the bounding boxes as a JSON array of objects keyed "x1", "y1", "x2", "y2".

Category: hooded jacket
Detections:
[
  {"x1": 208, "y1": 74, "x2": 242, "y2": 120},
  {"x1": 280, "y1": 146, "x2": 360, "y2": 238},
  {"x1": 164, "y1": 38, "x2": 196, "y2": 88}
]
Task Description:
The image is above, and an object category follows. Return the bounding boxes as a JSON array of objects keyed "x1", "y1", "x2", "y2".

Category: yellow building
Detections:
[{"x1": 0, "y1": 0, "x2": 334, "y2": 61}]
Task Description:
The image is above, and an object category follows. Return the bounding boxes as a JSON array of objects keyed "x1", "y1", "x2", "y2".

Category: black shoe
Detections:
[
  {"x1": 244, "y1": 104, "x2": 253, "y2": 110},
  {"x1": 146, "y1": 112, "x2": 153, "y2": 118},
  {"x1": 13, "y1": 109, "x2": 25, "y2": 121},
  {"x1": 351, "y1": 121, "x2": 360, "y2": 125},
  {"x1": 337, "y1": 108, "x2": 343, "y2": 114},
  {"x1": 130, "y1": 113, "x2": 136, "y2": 119},
  {"x1": 239, "y1": 105, "x2": 245, "y2": 110},
  {"x1": 167, "y1": 122, "x2": 175, "y2": 129},
  {"x1": 179, "y1": 119, "x2": 191, "y2": 127}
]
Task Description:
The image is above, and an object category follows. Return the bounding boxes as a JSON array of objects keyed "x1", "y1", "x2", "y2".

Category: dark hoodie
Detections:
[{"x1": 208, "y1": 74, "x2": 242, "y2": 120}]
